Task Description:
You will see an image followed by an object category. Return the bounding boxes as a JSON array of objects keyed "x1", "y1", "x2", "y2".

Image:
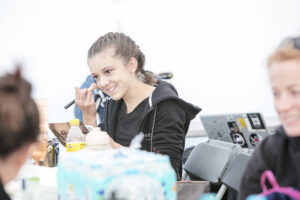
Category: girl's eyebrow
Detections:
[
  {"x1": 102, "y1": 66, "x2": 113, "y2": 72},
  {"x1": 287, "y1": 84, "x2": 300, "y2": 90}
]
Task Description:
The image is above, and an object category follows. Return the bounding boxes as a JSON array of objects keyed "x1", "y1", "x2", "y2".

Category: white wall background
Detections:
[{"x1": 0, "y1": 0, "x2": 299, "y2": 123}]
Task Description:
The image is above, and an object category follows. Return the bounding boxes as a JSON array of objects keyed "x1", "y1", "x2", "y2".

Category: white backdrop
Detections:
[{"x1": 0, "y1": 0, "x2": 299, "y2": 123}]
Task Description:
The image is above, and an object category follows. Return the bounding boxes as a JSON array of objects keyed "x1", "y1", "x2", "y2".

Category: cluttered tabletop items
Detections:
[
  {"x1": 5, "y1": 113, "x2": 276, "y2": 200},
  {"x1": 5, "y1": 119, "x2": 182, "y2": 200}
]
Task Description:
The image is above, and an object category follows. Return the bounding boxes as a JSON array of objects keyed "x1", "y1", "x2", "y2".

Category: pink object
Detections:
[{"x1": 259, "y1": 170, "x2": 300, "y2": 199}]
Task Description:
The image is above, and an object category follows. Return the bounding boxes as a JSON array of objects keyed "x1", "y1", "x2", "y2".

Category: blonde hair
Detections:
[{"x1": 268, "y1": 41, "x2": 300, "y2": 68}]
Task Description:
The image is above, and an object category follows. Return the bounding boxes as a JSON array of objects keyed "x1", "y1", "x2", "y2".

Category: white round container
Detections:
[{"x1": 85, "y1": 127, "x2": 111, "y2": 150}]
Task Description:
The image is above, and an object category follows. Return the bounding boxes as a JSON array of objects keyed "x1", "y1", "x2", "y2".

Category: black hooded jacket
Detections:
[
  {"x1": 103, "y1": 80, "x2": 201, "y2": 179},
  {"x1": 0, "y1": 179, "x2": 10, "y2": 200},
  {"x1": 238, "y1": 126, "x2": 300, "y2": 200}
]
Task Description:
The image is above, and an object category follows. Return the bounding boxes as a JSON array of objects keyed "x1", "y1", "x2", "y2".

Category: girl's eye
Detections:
[
  {"x1": 272, "y1": 91, "x2": 279, "y2": 98},
  {"x1": 105, "y1": 69, "x2": 112, "y2": 74},
  {"x1": 291, "y1": 90, "x2": 300, "y2": 96},
  {"x1": 93, "y1": 75, "x2": 100, "y2": 80}
]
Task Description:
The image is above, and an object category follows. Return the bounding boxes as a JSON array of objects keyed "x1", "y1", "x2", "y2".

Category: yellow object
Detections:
[
  {"x1": 70, "y1": 119, "x2": 80, "y2": 126},
  {"x1": 238, "y1": 118, "x2": 246, "y2": 128},
  {"x1": 66, "y1": 142, "x2": 85, "y2": 152},
  {"x1": 172, "y1": 184, "x2": 177, "y2": 191}
]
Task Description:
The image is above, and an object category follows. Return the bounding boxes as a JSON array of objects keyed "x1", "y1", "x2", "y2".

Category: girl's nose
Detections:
[{"x1": 98, "y1": 76, "x2": 109, "y2": 89}]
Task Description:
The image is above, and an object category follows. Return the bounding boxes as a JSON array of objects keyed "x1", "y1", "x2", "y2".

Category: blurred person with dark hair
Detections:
[{"x1": 0, "y1": 68, "x2": 40, "y2": 200}]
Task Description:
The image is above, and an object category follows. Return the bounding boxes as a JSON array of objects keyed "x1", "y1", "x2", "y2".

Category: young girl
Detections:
[
  {"x1": 75, "y1": 32, "x2": 201, "y2": 180},
  {"x1": 238, "y1": 37, "x2": 300, "y2": 199},
  {"x1": 0, "y1": 68, "x2": 40, "y2": 200}
]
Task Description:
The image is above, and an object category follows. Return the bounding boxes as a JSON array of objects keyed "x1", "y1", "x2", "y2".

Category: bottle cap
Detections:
[{"x1": 70, "y1": 119, "x2": 80, "y2": 126}]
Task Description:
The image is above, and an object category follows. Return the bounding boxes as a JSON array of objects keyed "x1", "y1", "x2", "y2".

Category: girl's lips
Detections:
[
  {"x1": 283, "y1": 118, "x2": 297, "y2": 124},
  {"x1": 105, "y1": 85, "x2": 116, "y2": 94},
  {"x1": 280, "y1": 115, "x2": 300, "y2": 126}
]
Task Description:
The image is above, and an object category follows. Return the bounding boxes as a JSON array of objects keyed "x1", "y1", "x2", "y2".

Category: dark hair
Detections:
[
  {"x1": 0, "y1": 67, "x2": 40, "y2": 157},
  {"x1": 88, "y1": 32, "x2": 157, "y2": 86}
]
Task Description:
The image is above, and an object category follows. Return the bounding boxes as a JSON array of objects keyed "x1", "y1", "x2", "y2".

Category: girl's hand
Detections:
[
  {"x1": 75, "y1": 87, "x2": 97, "y2": 126},
  {"x1": 109, "y1": 137, "x2": 123, "y2": 149}
]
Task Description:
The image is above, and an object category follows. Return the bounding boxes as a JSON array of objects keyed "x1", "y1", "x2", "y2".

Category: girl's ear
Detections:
[{"x1": 128, "y1": 57, "x2": 138, "y2": 73}]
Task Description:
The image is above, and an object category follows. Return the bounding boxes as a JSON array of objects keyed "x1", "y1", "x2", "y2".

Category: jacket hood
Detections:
[
  {"x1": 150, "y1": 80, "x2": 201, "y2": 118},
  {"x1": 276, "y1": 125, "x2": 300, "y2": 140},
  {"x1": 275, "y1": 126, "x2": 286, "y2": 136},
  {"x1": 103, "y1": 80, "x2": 202, "y2": 138}
]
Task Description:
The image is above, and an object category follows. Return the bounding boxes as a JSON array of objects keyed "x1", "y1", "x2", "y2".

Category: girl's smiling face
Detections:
[{"x1": 88, "y1": 47, "x2": 136, "y2": 101}]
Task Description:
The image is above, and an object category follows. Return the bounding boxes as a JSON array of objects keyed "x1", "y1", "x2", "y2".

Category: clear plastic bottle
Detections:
[
  {"x1": 66, "y1": 119, "x2": 85, "y2": 152},
  {"x1": 85, "y1": 127, "x2": 111, "y2": 150}
]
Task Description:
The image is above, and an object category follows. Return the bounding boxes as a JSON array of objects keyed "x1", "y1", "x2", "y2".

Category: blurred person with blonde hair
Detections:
[{"x1": 238, "y1": 37, "x2": 300, "y2": 199}]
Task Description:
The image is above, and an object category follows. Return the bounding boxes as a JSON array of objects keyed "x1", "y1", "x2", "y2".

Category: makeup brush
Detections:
[{"x1": 64, "y1": 83, "x2": 98, "y2": 109}]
